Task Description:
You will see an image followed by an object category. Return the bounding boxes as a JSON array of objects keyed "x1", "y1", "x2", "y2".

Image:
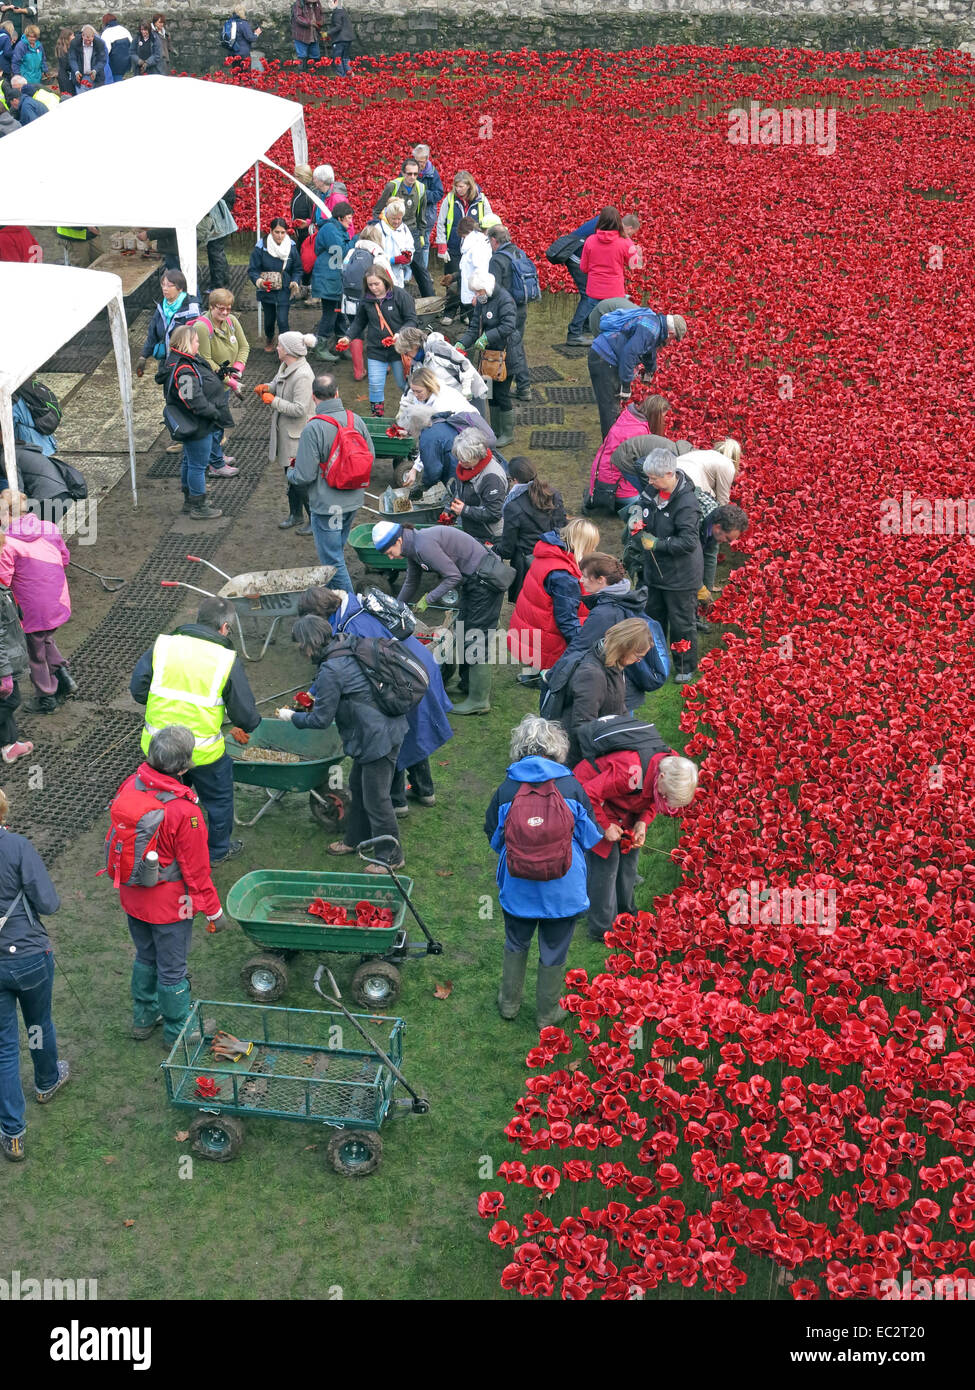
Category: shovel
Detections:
[{"x1": 68, "y1": 561, "x2": 126, "y2": 593}]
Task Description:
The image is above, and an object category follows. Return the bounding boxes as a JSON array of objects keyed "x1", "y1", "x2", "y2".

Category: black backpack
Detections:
[
  {"x1": 545, "y1": 233, "x2": 584, "y2": 265},
  {"x1": 336, "y1": 635, "x2": 429, "y2": 716},
  {"x1": 15, "y1": 379, "x2": 61, "y2": 436},
  {"x1": 538, "y1": 646, "x2": 587, "y2": 722},
  {"x1": 337, "y1": 589, "x2": 416, "y2": 643},
  {"x1": 574, "y1": 715, "x2": 671, "y2": 780}
]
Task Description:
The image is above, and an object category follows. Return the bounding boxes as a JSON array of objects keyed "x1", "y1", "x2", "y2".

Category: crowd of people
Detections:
[{"x1": 0, "y1": 132, "x2": 754, "y2": 1159}]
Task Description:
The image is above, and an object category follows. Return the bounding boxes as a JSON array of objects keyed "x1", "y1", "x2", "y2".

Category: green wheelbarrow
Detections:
[
  {"x1": 364, "y1": 417, "x2": 418, "y2": 460},
  {"x1": 227, "y1": 718, "x2": 346, "y2": 828},
  {"x1": 227, "y1": 838, "x2": 443, "y2": 1010},
  {"x1": 161, "y1": 974, "x2": 428, "y2": 1177}
]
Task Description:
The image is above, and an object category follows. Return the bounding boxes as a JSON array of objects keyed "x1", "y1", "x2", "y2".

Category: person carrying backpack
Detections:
[
  {"x1": 588, "y1": 308, "x2": 688, "y2": 439},
  {"x1": 105, "y1": 725, "x2": 233, "y2": 1049},
  {"x1": 285, "y1": 620, "x2": 413, "y2": 870},
  {"x1": 564, "y1": 554, "x2": 668, "y2": 711},
  {"x1": 572, "y1": 714, "x2": 698, "y2": 942},
  {"x1": 223, "y1": 7, "x2": 261, "y2": 66},
  {"x1": 485, "y1": 714, "x2": 602, "y2": 1027},
  {"x1": 286, "y1": 372, "x2": 375, "y2": 582},
  {"x1": 488, "y1": 225, "x2": 539, "y2": 404}
]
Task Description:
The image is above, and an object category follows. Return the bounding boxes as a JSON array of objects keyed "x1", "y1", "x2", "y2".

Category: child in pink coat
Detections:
[{"x1": 0, "y1": 505, "x2": 78, "y2": 714}]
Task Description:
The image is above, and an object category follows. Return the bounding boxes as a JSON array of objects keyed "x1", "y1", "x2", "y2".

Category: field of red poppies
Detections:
[{"x1": 218, "y1": 47, "x2": 975, "y2": 1300}]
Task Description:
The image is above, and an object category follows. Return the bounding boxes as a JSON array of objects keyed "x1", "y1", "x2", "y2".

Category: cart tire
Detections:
[
  {"x1": 188, "y1": 1114, "x2": 244, "y2": 1162},
  {"x1": 327, "y1": 1129, "x2": 383, "y2": 1178},
  {"x1": 241, "y1": 954, "x2": 290, "y2": 1002},
  {"x1": 350, "y1": 960, "x2": 401, "y2": 1009},
  {"x1": 310, "y1": 786, "x2": 348, "y2": 829}
]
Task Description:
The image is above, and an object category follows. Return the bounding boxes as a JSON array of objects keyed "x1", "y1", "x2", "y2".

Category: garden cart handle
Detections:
[
  {"x1": 355, "y1": 838, "x2": 443, "y2": 954},
  {"x1": 187, "y1": 554, "x2": 235, "y2": 585},
  {"x1": 312, "y1": 966, "x2": 429, "y2": 1113},
  {"x1": 160, "y1": 580, "x2": 218, "y2": 599}
]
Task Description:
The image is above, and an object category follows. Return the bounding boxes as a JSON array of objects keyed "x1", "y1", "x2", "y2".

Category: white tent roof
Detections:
[
  {"x1": 0, "y1": 76, "x2": 304, "y2": 230},
  {"x1": 0, "y1": 263, "x2": 137, "y2": 502}
]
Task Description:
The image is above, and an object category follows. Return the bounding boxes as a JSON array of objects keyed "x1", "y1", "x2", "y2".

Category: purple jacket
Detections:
[{"x1": 0, "y1": 514, "x2": 71, "y2": 633}]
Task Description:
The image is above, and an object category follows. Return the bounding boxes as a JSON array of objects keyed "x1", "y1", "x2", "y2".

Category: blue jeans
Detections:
[
  {"x1": 331, "y1": 40, "x2": 351, "y2": 75},
  {"x1": 180, "y1": 433, "x2": 212, "y2": 496},
  {"x1": 310, "y1": 508, "x2": 356, "y2": 593},
  {"x1": 294, "y1": 39, "x2": 321, "y2": 59},
  {"x1": 503, "y1": 912, "x2": 577, "y2": 967},
  {"x1": 184, "y1": 754, "x2": 235, "y2": 860},
  {"x1": 0, "y1": 950, "x2": 59, "y2": 1136},
  {"x1": 366, "y1": 356, "x2": 406, "y2": 406},
  {"x1": 567, "y1": 292, "x2": 599, "y2": 338},
  {"x1": 127, "y1": 917, "x2": 193, "y2": 987},
  {"x1": 209, "y1": 428, "x2": 225, "y2": 465}
]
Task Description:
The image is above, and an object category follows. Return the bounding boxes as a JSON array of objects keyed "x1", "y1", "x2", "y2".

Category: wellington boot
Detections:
[
  {"x1": 491, "y1": 407, "x2": 516, "y2": 448},
  {"x1": 349, "y1": 338, "x2": 366, "y2": 380},
  {"x1": 158, "y1": 979, "x2": 192, "y2": 1047},
  {"x1": 181, "y1": 487, "x2": 192, "y2": 514},
  {"x1": 536, "y1": 963, "x2": 570, "y2": 1029},
  {"x1": 188, "y1": 494, "x2": 223, "y2": 520},
  {"x1": 451, "y1": 662, "x2": 492, "y2": 715},
  {"x1": 131, "y1": 961, "x2": 161, "y2": 1039},
  {"x1": 497, "y1": 949, "x2": 528, "y2": 1020}
]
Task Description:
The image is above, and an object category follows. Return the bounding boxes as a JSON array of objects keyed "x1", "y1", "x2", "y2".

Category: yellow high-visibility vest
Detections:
[{"x1": 141, "y1": 634, "x2": 236, "y2": 767}]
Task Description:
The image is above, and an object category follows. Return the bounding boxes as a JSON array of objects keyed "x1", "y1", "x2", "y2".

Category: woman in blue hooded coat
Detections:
[
  {"x1": 296, "y1": 586, "x2": 452, "y2": 812},
  {"x1": 310, "y1": 203, "x2": 353, "y2": 358}
]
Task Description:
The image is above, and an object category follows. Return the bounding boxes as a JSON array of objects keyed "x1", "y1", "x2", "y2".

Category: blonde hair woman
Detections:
[
  {"x1": 507, "y1": 516, "x2": 601, "y2": 675},
  {"x1": 378, "y1": 197, "x2": 415, "y2": 289},
  {"x1": 562, "y1": 615, "x2": 652, "y2": 760},
  {"x1": 677, "y1": 436, "x2": 741, "y2": 507}
]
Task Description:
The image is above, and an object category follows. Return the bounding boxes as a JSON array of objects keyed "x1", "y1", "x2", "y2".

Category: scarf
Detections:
[
  {"x1": 265, "y1": 234, "x2": 293, "y2": 263},
  {"x1": 161, "y1": 292, "x2": 185, "y2": 326},
  {"x1": 648, "y1": 752, "x2": 681, "y2": 816},
  {"x1": 454, "y1": 449, "x2": 493, "y2": 483}
]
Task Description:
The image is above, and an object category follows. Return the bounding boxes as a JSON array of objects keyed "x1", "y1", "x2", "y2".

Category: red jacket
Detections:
[
  {"x1": 0, "y1": 225, "x2": 41, "y2": 264},
  {"x1": 115, "y1": 763, "x2": 221, "y2": 923},
  {"x1": 580, "y1": 230, "x2": 637, "y2": 299},
  {"x1": 507, "y1": 538, "x2": 586, "y2": 669},
  {"x1": 573, "y1": 752, "x2": 658, "y2": 859}
]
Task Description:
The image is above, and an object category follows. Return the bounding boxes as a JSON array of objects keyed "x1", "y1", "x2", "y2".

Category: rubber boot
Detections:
[
  {"x1": 497, "y1": 949, "x2": 528, "y2": 1020},
  {"x1": 491, "y1": 407, "x2": 515, "y2": 448},
  {"x1": 54, "y1": 665, "x2": 79, "y2": 699},
  {"x1": 451, "y1": 661, "x2": 492, "y2": 715},
  {"x1": 313, "y1": 338, "x2": 340, "y2": 362},
  {"x1": 350, "y1": 338, "x2": 366, "y2": 380},
  {"x1": 188, "y1": 494, "x2": 223, "y2": 520},
  {"x1": 158, "y1": 979, "x2": 192, "y2": 1047},
  {"x1": 536, "y1": 963, "x2": 569, "y2": 1029},
  {"x1": 181, "y1": 487, "x2": 192, "y2": 514},
  {"x1": 131, "y1": 961, "x2": 162, "y2": 1040}
]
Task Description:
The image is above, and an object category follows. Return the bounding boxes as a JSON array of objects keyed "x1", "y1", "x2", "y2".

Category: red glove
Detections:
[
  {"x1": 381, "y1": 335, "x2": 395, "y2": 348},
  {"x1": 261, "y1": 392, "x2": 275, "y2": 405},
  {"x1": 294, "y1": 691, "x2": 314, "y2": 710},
  {"x1": 393, "y1": 252, "x2": 412, "y2": 265},
  {"x1": 253, "y1": 383, "x2": 269, "y2": 396}
]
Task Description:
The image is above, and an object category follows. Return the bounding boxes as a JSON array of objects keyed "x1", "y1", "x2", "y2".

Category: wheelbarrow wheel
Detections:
[
  {"x1": 350, "y1": 960, "x2": 401, "y2": 1010},
  {"x1": 309, "y1": 784, "x2": 349, "y2": 829},
  {"x1": 241, "y1": 954, "x2": 290, "y2": 1002},
  {"x1": 327, "y1": 1128, "x2": 383, "y2": 1178},
  {"x1": 188, "y1": 1114, "x2": 244, "y2": 1162}
]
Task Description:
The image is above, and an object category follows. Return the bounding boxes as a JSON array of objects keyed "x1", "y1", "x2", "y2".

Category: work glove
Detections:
[
  {"x1": 275, "y1": 707, "x2": 295, "y2": 721},
  {"x1": 261, "y1": 392, "x2": 276, "y2": 405},
  {"x1": 206, "y1": 911, "x2": 238, "y2": 935},
  {"x1": 454, "y1": 344, "x2": 467, "y2": 356},
  {"x1": 640, "y1": 534, "x2": 656, "y2": 551},
  {"x1": 473, "y1": 334, "x2": 488, "y2": 351},
  {"x1": 135, "y1": 357, "x2": 146, "y2": 378},
  {"x1": 229, "y1": 727, "x2": 250, "y2": 745},
  {"x1": 253, "y1": 383, "x2": 270, "y2": 396},
  {"x1": 697, "y1": 585, "x2": 712, "y2": 602},
  {"x1": 415, "y1": 595, "x2": 429, "y2": 614},
  {"x1": 437, "y1": 245, "x2": 449, "y2": 260}
]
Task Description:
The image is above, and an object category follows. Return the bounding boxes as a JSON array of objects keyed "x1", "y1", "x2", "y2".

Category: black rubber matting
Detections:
[
  {"x1": 529, "y1": 430, "x2": 588, "y2": 450},
  {"x1": 514, "y1": 406, "x2": 565, "y2": 425},
  {"x1": 545, "y1": 386, "x2": 596, "y2": 405}
]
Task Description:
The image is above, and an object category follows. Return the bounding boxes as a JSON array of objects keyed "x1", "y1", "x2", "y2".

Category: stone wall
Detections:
[{"x1": 41, "y1": 1, "x2": 975, "y2": 76}]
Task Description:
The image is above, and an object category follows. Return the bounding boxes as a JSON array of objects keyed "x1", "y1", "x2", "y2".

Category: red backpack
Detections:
[
  {"x1": 98, "y1": 778, "x2": 184, "y2": 888},
  {"x1": 312, "y1": 413, "x2": 374, "y2": 490},
  {"x1": 300, "y1": 234, "x2": 317, "y2": 274},
  {"x1": 503, "y1": 781, "x2": 575, "y2": 881}
]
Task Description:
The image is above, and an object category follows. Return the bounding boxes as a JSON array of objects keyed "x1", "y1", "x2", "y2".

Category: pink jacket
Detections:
[
  {"x1": 580, "y1": 229, "x2": 637, "y2": 299},
  {"x1": 0, "y1": 514, "x2": 71, "y2": 633},
  {"x1": 588, "y1": 404, "x2": 648, "y2": 501}
]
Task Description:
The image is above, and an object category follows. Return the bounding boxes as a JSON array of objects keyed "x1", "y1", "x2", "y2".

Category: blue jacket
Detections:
[
  {"x1": 16, "y1": 93, "x2": 46, "y2": 124},
  {"x1": 248, "y1": 240, "x2": 301, "y2": 307},
  {"x1": 571, "y1": 216, "x2": 599, "y2": 241},
  {"x1": 0, "y1": 32, "x2": 14, "y2": 77},
  {"x1": 418, "y1": 414, "x2": 462, "y2": 488},
  {"x1": 591, "y1": 311, "x2": 670, "y2": 387},
  {"x1": 311, "y1": 217, "x2": 351, "y2": 301},
  {"x1": 140, "y1": 292, "x2": 201, "y2": 362},
  {"x1": 0, "y1": 826, "x2": 60, "y2": 955},
  {"x1": 484, "y1": 758, "x2": 602, "y2": 919},
  {"x1": 329, "y1": 594, "x2": 453, "y2": 770},
  {"x1": 12, "y1": 396, "x2": 56, "y2": 457},
  {"x1": 230, "y1": 17, "x2": 258, "y2": 55},
  {"x1": 419, "y1": 161, "x2": 443, "y2": 234},
  {"x1": 12, "y1": 37, "x2": 44, "y2": 83}
]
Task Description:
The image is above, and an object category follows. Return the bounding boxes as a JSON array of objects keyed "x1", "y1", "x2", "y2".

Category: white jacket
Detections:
[
  {"x1": 378, "y1": 218, "x2": 416, "y2": 288},
  {"x1": 459, "y1": 231, "x2": 492, "y2": 305},
  {"x1": 677, "y1": 450, "x2": 737, "y2": 507},
  {"x1": 396, "y1": 382, "x2": 473, "y2": 430}
]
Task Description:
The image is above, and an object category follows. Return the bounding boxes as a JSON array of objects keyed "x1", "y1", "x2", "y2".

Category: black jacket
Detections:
[
  {"x1": 291, "y1": 636, "x2": 407, "y2": 763},
  {"x1": 327, "y1": 5, "x2": 355, "y2": 42},
  {"x1": 247, "y1": 240, "x2": 302, "y2": 307},
  {"x1": 56, "y1": 51, "x2": 74, "y2": 94},
  {"x1": 156, "y1": 350, "x2": 234, "y2": 442},
  {"x1": 68, "y1": 34, "x2": 108, "y2": 84},
  {"x1": 446, "y1": 458, "x2": 508, "y2": 543},
  {"x1": 130, "y1": 623, "x2": 261, "y2": 734},
  {"x1": 0, "y1": 585, "x2": 28, "y2": 681},
  {"x1": 460, "y1": 285, "x2": 518, "y2": 351},
  {"x1": 4, "y1": 443, "x2": 78, "y2": 505},
  {"x1": 346, "y1": 287, "x2": 417, "y2": 362},
  {"x1": 495, "y1": 487, "x2": 567, "y2": 590},
  {"x1": 133, "y1": 31, "x2": 163, "y2": 72},
  {"x1": 563, "y1": 646, "x2": 626, "y2": 765},
  {"x1": 0, "y1": 827, "x2": 60, "y2": 955},
  {"x1": 636, "y1": 470, "x2": 704, "y2": 591}
]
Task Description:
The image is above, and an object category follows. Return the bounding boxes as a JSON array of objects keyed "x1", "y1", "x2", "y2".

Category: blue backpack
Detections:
[
  {"x1": 598, "y1": 306, "x2": 656, "y2": 335},
  {"x1": 220, "y1": 17, "x2": 238, "y2": 49},
  {"x1": 642, "y1": 616, "x2": 670, "y2": 687},
  {"x1": 494, "y1": 243, "x2": 541, "y2": 306}
]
